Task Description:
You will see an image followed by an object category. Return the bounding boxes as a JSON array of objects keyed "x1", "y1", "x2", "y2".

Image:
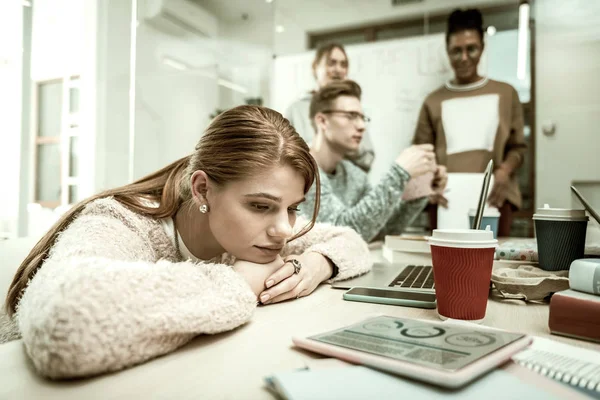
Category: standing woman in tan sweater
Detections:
[
  {"x1": 2, "y1": 105, "x2": 371, "y2": 379},
  {"x1": 413, "y1": 8, "x2": 527, "y2": 236}
]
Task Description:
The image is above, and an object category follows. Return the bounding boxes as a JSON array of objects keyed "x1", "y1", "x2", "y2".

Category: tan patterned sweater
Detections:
[
  {"x1": 3, "y1": 198, "x2": 371, "y2": 379},
  {"x1": 413, "y1": 78, "x2": 526, "y2": 208}
]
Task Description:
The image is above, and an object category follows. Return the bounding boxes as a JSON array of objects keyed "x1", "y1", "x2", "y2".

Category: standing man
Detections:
[
  {"x1": 302, "y1": 80, "x2": 446, "y2": 242},
  {"x1": 413, "y1": 8, "x2": 527, "y2": 236},
  {"x1": 286, "y1": 43, "x2": 375, "y2": 172}
]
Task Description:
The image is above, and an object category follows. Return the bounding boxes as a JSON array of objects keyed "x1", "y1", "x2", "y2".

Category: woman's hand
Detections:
[
  {"x1": 233, "y1": 256, "x2": 285, "y2": 297},
  {"x1": 258, "y1": 252, "x2": 333, "y2": 305},
  {"x1": 488, "y1": 166, "x2": 511, "y2": 208}
]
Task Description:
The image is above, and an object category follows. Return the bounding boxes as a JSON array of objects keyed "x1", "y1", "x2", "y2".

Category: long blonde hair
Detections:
[{"x1": 5, "y1": 105, "x2": 320, "y2": 316}]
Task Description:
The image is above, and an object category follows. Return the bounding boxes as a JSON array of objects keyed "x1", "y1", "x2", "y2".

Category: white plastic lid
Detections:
[
  {"x1": 426, "y1": 228, "x2": 498, "y2": 248},
  {"x1": 468, "y1": 207, "x2": 500, "y2": 217},
  {"x1": 569, "y1": 259, "x2": 600, "y2": 294},
  {"x1": 532, "y1": 204, "x2": 588, "y2": 221}
]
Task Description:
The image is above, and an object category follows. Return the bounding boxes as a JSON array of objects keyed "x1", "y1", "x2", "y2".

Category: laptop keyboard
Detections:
[{"x1": 389, "y1": 265, "x2": 435, "y2": 290}]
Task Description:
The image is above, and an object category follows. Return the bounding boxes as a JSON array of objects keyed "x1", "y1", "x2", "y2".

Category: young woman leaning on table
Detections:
[{"x1": 2, "y1": 106, "x2": 371, "y2": 379}]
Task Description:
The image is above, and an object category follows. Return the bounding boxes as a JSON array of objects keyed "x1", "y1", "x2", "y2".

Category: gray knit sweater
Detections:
[
  {"x1": 303, "y1": 160, "x2": 429, "y2": 242},
  {"x1": 2, "y1": 197, "x2": 371, "y2": 379}
]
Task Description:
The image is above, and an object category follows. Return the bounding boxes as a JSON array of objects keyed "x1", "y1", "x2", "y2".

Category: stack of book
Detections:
[
  {"x1": 549, "y1": 259, "x2": 600, "y2": 343},
  {"x1": 383, "y1": 235, "x2": 431, "y2": 264}
]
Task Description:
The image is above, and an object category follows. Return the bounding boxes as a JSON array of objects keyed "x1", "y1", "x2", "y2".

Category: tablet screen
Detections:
[{"x1": 309, "y1": 316, "x2": 525, "y2": 372}]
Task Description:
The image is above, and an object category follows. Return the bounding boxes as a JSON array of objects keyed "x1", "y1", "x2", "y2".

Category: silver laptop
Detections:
[
  {"x1": 332, "y1": 160, "x2": 495, "y2": 293},
  {"x1": 331, "y1": 263, "x2": 435, "y2": 292}
]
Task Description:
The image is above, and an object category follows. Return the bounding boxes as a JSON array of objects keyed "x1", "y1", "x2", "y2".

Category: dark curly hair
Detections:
[{"x1": 446, "y1": 8, "x2": 484, "y2": 45}]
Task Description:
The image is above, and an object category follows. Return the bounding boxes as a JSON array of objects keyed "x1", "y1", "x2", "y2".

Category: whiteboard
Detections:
[{"x1": 270, "y1": 32, "x2": 492, "y2": 184}]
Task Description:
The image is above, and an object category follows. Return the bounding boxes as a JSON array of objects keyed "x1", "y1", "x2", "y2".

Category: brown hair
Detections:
[
  {"x1": 5, "y1": 105, "x2": 320, "y2": 316},
  {"x1": 312, "y1": 43, "x2": 348, "y2": 78},
  {"x1": 309, "y1": 80, "x2": 362, "y2": 123}
]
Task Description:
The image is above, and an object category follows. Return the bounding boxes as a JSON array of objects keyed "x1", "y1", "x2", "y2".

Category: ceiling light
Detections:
[
  {"x1": 486, "y1": 26, "x2": 496, "y2": 36},
  {"x1": 162, "y1": 56, "x2": 247, "y2": 93},
  {"x1": 265, "y1": 0, "x2": 274, "y2": 3},
  {"x1": 217, "y1": 79, "x2": 248, "y2": 94},
  {"x1": 275, "y1": 25, "x2": 285, "y2": 33}
]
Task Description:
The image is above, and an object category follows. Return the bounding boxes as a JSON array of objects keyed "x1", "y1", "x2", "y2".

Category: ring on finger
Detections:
[{"x1": 288, "y1": 259, "x2": 302, "y2": 275}]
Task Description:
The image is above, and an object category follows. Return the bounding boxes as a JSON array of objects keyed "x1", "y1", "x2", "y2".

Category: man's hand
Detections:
[
  {"x1": 395, "y1": 144, "x2": 436, "y2": 178},
  {"x1": 488, "y1": 166, "x2": 511, "y2": 208},
  {"x1": 429, "y1": 165, "x2": 449, "y2": 208}
]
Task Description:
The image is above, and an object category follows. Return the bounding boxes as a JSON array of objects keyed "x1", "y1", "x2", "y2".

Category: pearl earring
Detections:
[{"x1": 199, "y1": 204, "x2": 208, "y2": 214}]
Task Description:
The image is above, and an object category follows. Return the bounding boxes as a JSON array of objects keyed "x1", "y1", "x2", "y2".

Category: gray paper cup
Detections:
[{"x1": 533, "y1": 205, "x2": 588, "y2": 271}]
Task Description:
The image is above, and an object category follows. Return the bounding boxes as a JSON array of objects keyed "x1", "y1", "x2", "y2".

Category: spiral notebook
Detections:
[{"x1": 511, "y1": 336, "x2": 600, "y2": 398}]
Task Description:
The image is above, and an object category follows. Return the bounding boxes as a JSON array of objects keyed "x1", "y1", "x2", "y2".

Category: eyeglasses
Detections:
[
  {"x1": 321, "y1": 110, "x2": 371, "y2": 123},
  {"x1": 447, "y1": 44, "x2": 482, "y2": 61}
]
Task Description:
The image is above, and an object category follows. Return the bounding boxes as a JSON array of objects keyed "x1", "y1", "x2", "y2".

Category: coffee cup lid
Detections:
[
  {"x1": 426, "y1": 228, "x2": 498, "y2": 248},
  {"x1": 532, "y1": 204, "x2": 588, "y2": 221},
  {"x1": 468, "y1": 207, "x2": 500, "y2": 217}
]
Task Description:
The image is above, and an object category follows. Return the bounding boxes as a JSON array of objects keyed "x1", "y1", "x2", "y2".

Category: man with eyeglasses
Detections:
[
  {"x1": 413, "y1": 8, "x2": 526, "y2": 236},
  {"x1": 285, "y1": 43, "x2": 375, "y2": 172},
  {"x1": 302, "y1": 80, "x2": 446, "y2": 242}
]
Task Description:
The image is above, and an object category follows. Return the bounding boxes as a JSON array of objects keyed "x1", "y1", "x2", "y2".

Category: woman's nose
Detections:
[
  {"x1": 268, "y1": 213, "x2": 293, "y2": 239},
  {"x1": 333, "y1": 64, "x2": 345, "y2": 74}
]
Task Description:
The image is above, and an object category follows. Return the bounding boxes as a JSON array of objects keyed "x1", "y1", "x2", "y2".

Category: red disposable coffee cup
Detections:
[{"x1": 427, "y1": 229, "x2": 498, "y2": 321}]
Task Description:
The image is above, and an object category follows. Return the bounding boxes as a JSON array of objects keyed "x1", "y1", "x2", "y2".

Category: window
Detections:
[{"x1": 33, "y1": 76, "x2": 80, "y2": 208}]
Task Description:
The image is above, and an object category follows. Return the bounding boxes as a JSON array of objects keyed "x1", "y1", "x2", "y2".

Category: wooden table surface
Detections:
[{"x1": 0, "y1": 248, "x2": 598, "y2": 399}]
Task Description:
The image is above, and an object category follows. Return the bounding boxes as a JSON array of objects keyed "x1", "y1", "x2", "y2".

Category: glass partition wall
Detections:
[{"x1": 131, "y1": 0, "x2": 275, "y2": 181}]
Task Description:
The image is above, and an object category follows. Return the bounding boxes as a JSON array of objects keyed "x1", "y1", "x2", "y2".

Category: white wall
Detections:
[
  {"x1": 30, "y1": 0, "x2": 84, "y2": 81},
  {"x1": 0, "y1": 2, "x2": 23, "y2": 238},
  {"x1": 534, "y1": 0, "x2": 600, "y2": 210}
]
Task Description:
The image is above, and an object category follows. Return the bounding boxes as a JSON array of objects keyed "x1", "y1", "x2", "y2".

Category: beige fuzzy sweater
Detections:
[{"x1": 3, "y1": 198, "x2": 371, "y2": 379}]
